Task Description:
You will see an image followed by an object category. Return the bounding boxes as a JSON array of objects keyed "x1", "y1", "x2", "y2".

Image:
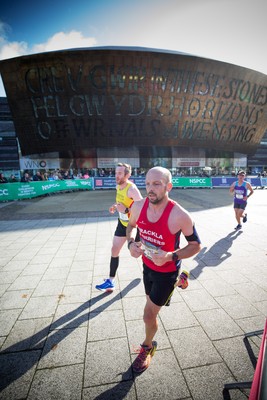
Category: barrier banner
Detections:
[
  {"x1": 211, "y1": 177, "x2": 263, "y2": 187},
  {"x1": 0, "y1": 179, "x2": 94, "y2": 202},
  {"x1": 172, "y1": 177, "x2": 212, "y2": 188},
  {"x1": 1, "y1": 176, "x2": 265, "y2": 202},
  {"x1": 94, "y1": 177, "x2": 212, "y2": 188},
  {"x1": 94, "y1": 177, "x2": 116, "y2": 188},
  {"x1": 94, "y1": 177, "x2": 146, "y2": 188}
]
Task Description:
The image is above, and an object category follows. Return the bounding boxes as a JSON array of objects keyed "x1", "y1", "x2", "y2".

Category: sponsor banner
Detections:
[
  {"x1": 172, "y1": 177, "x2": 212, "y2": 187},
  {"x1": 93, "y1": 177, "x2": 211, "y2": 188},
  {"x1": 131, "y1": 177, "x2": 146, "y2": 188},
  {"x1": 211, "y1": 177, "x2": 263, "y2": 187},
  {"x1": 0, "y1": 179, "x2": 93, "y2": 202},
  {"x1": 211, "y1": 177, "x2": 236, "y2": 187},
  {"x1": 20, "y1": 157, "x2": 60, "y2": 170},
  {"x1": 94, "y1": 177, "x2": 116, "y2": 188},
  {"x1": 93, "y1": 177, "x2": 146, "y2": 189},
  {"x1": 2, "y1": 176, "x2": 265, "y2": 202}
]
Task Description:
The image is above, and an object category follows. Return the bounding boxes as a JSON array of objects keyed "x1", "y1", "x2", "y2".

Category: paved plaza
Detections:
[{"x1": 0, "y1": 187, "x2": 266, "y2": 400}]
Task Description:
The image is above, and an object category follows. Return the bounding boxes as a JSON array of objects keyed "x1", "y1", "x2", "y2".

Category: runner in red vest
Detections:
[{"x1": 126, "y1": 166, "x2": 201, "y2": 373}]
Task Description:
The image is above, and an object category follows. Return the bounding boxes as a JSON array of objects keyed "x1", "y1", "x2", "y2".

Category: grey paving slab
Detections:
[
  {"x1": 0, "y1": 350, "x2": 41, "y2": 400},
  {"x1": 195, "y1": 308, "x2": 244, "y2": 340},
  {"x1": 84, "y1": 337, "x2": 132, "y2": 386},
  {"x1": 9, "y1": 275, "x2": 42, "y2": 291},
  {"x1": 180, "y1": 288, "x2": 220, "y2": 311},
  {"x1": 87, "y1": 309, "x2": 127, "y2": 341},
  {"x1": 83, "y1": 382, "x2": 137, "y2": 400},
  {"x1": 89, "y1": 291, "x2": 123, "y2": 313},
  {"x1": 122, "y1": 296, "x2": 147, "y2": 321},
  {"x1": 21, "y1": 263, "x2": 49, "y2": 276},
  {"x1": 183, "y1": 363, "x2": 242, "y2": 400},
  {"x1": 0, "y1": 289, "x2": 32, "y2": 310},
  {"x1": 1, "y1": 317, "x2": 52, "y2": 352},
  {"x1": 159, "y1": 301, "x2": 199, "y2": 330},
  {"x1": 65, "y1": 270, "x2": 92, "y2": 286},
  {"x1": 168, "y1": 326, "x2": 222, "y2": 369},
  {"x1": 0, "y1": 188, "x2": 266, "y2": 400},
  {"x1": 37, "y1": 326, "x2": 87, "y2": 368},
  {"x1": 214, "y1": 336, "x2": 258, "y2": 382},
  {"x1": 28, "y1": 364, "x2": 83, "y2": 400},
  {"x1": 0, "y1": 284, "x2": 9, "y2": 297},
  {"x1": 234, "y1": 315, "x2": 266, "y2": 333},
  {"x1": 42, "y1": 267, "x2": 70, "y2": 281},
  {"x1": 0, "y1": 309, "x2": 21, "y2": 336},
  {"x1": 201, "y1": 277, "x2": 238, "y2": 296},
  {"x1": 0, "y1": 270, "x2": 21, "y2": 285},
  {"x1": 32, "y1": 279, "x2": 66, "y2": 297},
  {"x1": 133, "y1": 348, "x2": 190, "y2": 400},
  {"x1": 59, "y1": 284, "x2": 91, "y2": 304},
  {"x1": 2, "y1": 259, "x2": 29, "y2": 271},
  {"x1": 215, "y1": 293, "x2": 262, "y2": 319},
  {"x1": 19, "y1": 296, "x2": 59, "y2": 319},
  {"x1": 52, "y1": 302, "x2": 89, "y2": 330},
  {"x1": 126, "y1": 318, "x2": 171, "y2": 351}
]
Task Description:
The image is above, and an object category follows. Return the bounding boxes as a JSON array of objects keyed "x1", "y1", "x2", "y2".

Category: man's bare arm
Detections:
[
  {"x1": 126, "y1": 202, "x2": 139, "y2": 243},
  {"x1": 126, "y1": 201, "x2": 143, "y2": 258},
  {"x1": 229, "y1": 182, "x2": 235, "y2": 194},
  {"x1": 128, "y1": 184, "x2": 143, "y2": 202},
  {"x1": 246, "y1": 182, "x2": 254, "y2": 198}
]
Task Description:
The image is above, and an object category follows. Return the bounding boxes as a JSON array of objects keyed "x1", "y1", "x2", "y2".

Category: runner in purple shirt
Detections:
[{"x1": 229, "y1": 170, "x2": 254, "y2": 230}]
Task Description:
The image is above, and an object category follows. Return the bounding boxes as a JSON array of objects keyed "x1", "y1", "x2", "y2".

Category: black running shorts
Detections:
[
  {"x1": 143, "y1": 263, "x2": 179, "y2": 307},
  {"x1": 234, "y1": 201, "x2": 247, "y2": 210},
  {"x1": 114, "y1": 219, "x2": 140, "y2": 241}
]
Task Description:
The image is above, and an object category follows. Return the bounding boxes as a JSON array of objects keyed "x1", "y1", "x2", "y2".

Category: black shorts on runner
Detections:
[
  {"x1": 143, "y1": 263, "x2": 179, "y2": 307},
  {"x1": 114, "y1": 219, "x2": 140, "y2": 241},
  {"x1": 234, "y1": 201, "x2": 247, "y2": 210}
]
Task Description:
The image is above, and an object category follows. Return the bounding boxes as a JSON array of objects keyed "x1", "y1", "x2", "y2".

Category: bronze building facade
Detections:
[{"x1": 0, "y1": 47, "x2": 266, "y2": 174}]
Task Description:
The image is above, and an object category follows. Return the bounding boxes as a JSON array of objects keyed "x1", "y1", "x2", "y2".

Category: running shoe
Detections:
[
  {"x1": 132, "y1": 341, "x2": 157, "y2": 373},
  {"x1": 95, "y1": 279, "x2": 115, "y2": 292},
  {"x1": 243, "y1": 213, "x2": 247, "y2": 223},
  {"x1": 235, "y1": 224, "x2": 242, "y2": 231}
]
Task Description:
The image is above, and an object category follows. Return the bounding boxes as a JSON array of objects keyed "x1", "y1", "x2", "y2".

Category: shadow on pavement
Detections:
[
  {"x1": 190, "y1": 230, "x2": 243, "y2": 278},
  {"x1": 0, "y1": 278, "x2": 141, "y2": 392},
  {"x1": 93, "y1": 366, "x2": 135, "y2": 399}
]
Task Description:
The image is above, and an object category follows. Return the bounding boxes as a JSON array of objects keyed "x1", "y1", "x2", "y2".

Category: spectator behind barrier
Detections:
[
  {"x1": 21, "y1": 173, "x2": 32, "y2": 183},
  {"x1": 0, "y1": 173, "x2": 8, "y2": 183}
]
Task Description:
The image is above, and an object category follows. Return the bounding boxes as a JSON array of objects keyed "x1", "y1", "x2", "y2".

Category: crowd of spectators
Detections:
[
  {"x1": 1, "y1": 168, "x2": 267, "y2": 184},
  {"x1": 0, "y1": 168, "x2": 141, "y2": 183}
]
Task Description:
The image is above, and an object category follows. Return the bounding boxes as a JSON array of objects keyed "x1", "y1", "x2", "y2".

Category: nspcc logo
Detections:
[
  {"x1": 0, "y1": 189, "x2": 8, "y2": 196},
  {"x1": 189, "y1": 178, "x2": 206, "y2": 184}
]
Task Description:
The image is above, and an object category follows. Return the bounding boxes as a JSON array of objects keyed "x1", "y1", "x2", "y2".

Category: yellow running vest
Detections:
[{"x1": 116, "y1": 182, "x2": 133, "y2": 227}]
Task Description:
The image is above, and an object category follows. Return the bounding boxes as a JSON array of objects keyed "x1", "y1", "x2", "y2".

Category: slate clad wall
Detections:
[{"x1": 0, "y1": 47, "x2": 266, "y2": 157}]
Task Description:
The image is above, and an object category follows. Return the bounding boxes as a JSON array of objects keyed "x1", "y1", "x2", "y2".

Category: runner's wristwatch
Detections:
[
  {"x1": 128, "y1": 240, "x2": 134, "y2": 250},
  {"x1": 172, "y1": 252, "x2": 179, "y2": 262}
]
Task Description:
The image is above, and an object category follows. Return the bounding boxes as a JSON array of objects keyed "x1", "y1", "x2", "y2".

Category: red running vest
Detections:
[{"x1": 137, "y1": 198, "x2": 181, "y2": 272}]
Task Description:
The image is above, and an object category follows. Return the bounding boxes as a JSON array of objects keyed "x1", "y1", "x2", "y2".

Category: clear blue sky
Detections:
[{"x1": 0, "y1": 0, "x2": 266, "y2": 96}]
